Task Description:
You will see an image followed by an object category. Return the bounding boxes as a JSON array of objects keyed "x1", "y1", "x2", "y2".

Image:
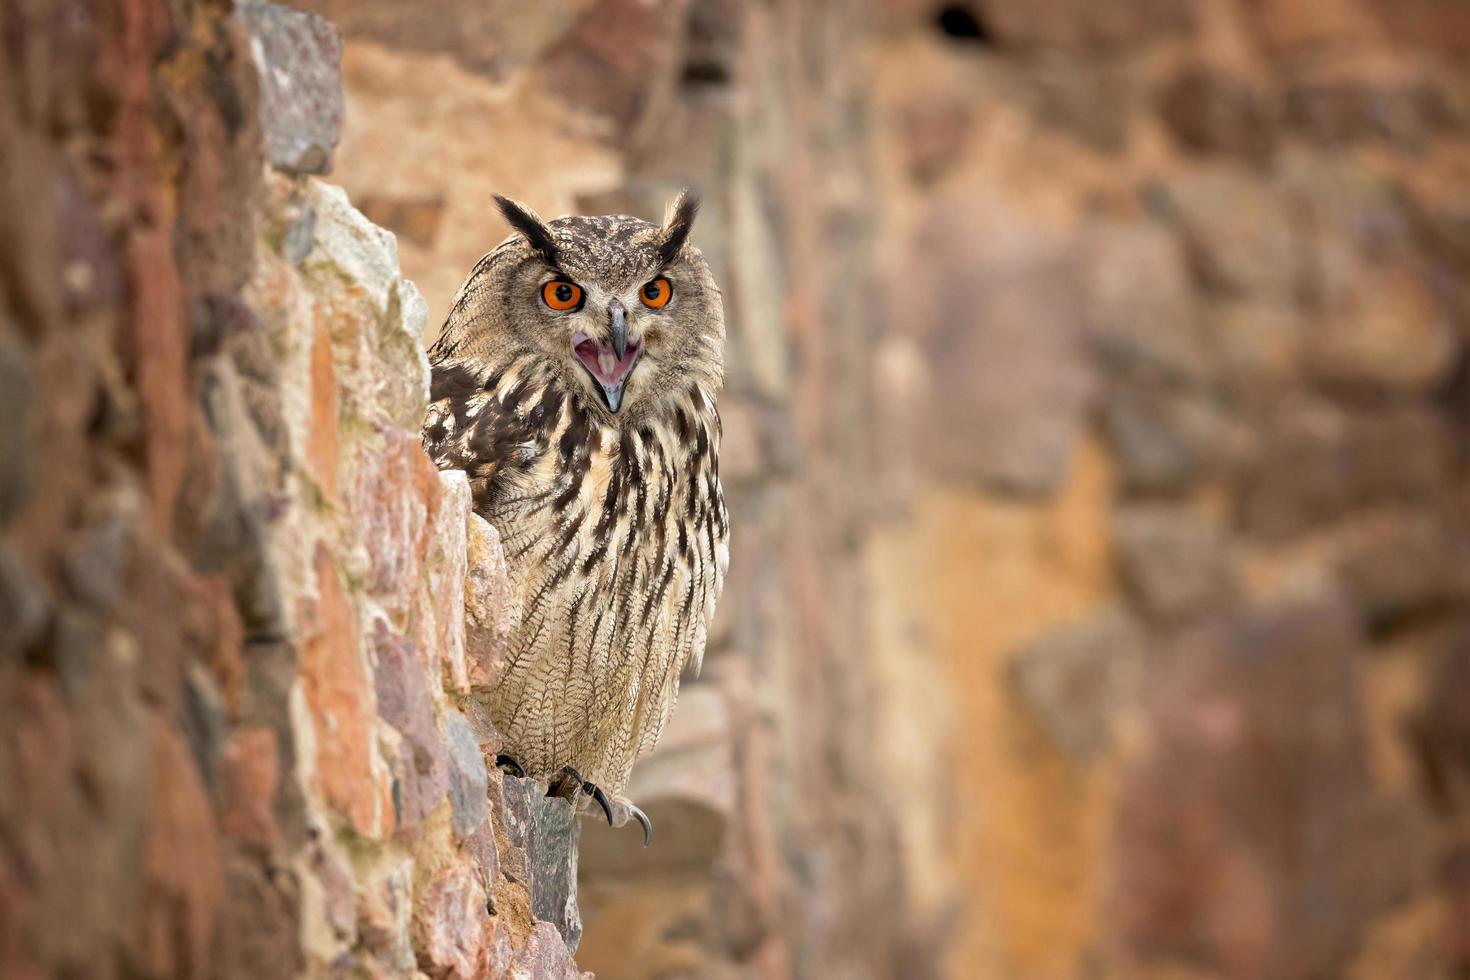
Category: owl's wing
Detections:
[{"x1": 422, "y1": 359, "x2": 548, "y2": 510}]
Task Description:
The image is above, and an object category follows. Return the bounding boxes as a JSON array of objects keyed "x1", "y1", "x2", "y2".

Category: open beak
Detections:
[{"x1": 572, "y1": 301, "x2": 640, "y2": 412}]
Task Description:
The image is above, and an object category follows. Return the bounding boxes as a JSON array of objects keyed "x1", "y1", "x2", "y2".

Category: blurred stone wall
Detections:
[
  {"x1": 867, "y1": 2, "x2": 1470, "y2": 978},
  {"x1": 1, "y1": 2, "x2": 592, "y2": 977},
  {"x1": 307, "y1": 0, "x2": 1470, "y2": 978}
]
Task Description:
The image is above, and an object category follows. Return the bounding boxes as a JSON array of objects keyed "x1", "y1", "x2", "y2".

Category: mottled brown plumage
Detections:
[{"x1": 422, "y1": 193, "x2": 728, "y2": 829}]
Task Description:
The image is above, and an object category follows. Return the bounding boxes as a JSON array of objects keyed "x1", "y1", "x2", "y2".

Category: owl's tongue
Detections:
[{"x1": 573, "y1": 333, "x2": 640, "y2": 386}]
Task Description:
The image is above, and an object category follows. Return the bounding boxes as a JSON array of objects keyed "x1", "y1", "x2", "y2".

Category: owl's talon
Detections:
[
  {"x1": 629, "y1": 804, "x2": 653, "y2": 846},
  {"x1": 587, "y1": 784, "x2": 615, "y2": 826},
  {"x1": 495, "y1": 754, "x2": 527, "y2": 778}
]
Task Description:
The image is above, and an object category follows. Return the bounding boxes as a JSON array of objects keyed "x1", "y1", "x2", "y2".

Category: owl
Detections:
[{"x1": 422, "y1": 192, "x2": 729, "y2": 844}]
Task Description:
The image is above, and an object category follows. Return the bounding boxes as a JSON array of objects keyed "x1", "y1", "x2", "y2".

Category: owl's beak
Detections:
[
  {"x1": 609, "y1": 299, "x2": 629, "y2": 361},
  {"x1": 572, "y1": 323, "x2": 642, "y2": 413}
]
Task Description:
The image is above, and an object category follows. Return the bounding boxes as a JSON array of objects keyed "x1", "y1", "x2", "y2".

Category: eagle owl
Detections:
[{"x1": 422, "y1": 192, "x2": 729, "y2": 843}]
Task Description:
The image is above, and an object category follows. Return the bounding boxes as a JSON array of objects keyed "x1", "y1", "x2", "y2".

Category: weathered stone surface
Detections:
[
  {"x1": 1083, "y1": 220, "x2": 1209, "y2": 384},
  {"x1": 1162, "y1": 169, "x2": 1300, "y2": 300},
  {"x1": 444, "y1": 708, "x2": 489, "y2": 841},
  {"x1": 1410, "y1": 620, "x2": 1470, "y2": 813},
  {"x1": 357, "y1": 856, "x2": 415, "y2": 970},
  {"x1": 904, "y1": 197, "x2": 1094, "y2": 496},
  {"x1": 1335, "y1": 512, "x2": 1470, "y2": 625},
  {"x1": 0, "y1": 543, "x2": 49, "y2": 657},
  {"x1": 347, "y1": 425, "x2": 442, "y2": 618},
  {"x1": 215, "y1": 855, "x2": 305, "y2": 979},
  {"x1": 241, "y1": 1, "x2": 345, "y2": 175},
  {"x1": 295, "y1": 0, "x2": 592, "y2": 81},
  {"x1": 413, "y1": 863, "x2": 489, "y2": 978},
  {"x1": 494, "y1": 774, "x2": 583, "y2": 949},
  {"x1": 1010, "y1": 606, "x2": 1146, "y2": 760},
  {"x1": 1110, "y1": 602, "x2": 1413, "y2": 980},
  {"x1": 971, "y1": 0, "x2": 1196, "y2": 50},
  {"x1": 1103, "y1": 385, "x2": 1226, "y2": 494},
  {"x1": 1115, "y1": 504, "x2": 1233, "y2": 620},
  {"x1": 1239, "y1": 397, "x2": 1452, "y2": 538},
  {"x1": 509, "y1": 921, "x2": 586, "y2": 980},
  {"x1": 465, "y1": 512, "x2": 517, "y2": 691},
  {"x1": 1302, "y1": 264, "x2": 1457, "y2": 393},
  {"x1": 219, "y1": 725, "x2": 282, "y2": 848},
  {"x1": 304, "y1": 181, "x2": 404, "y2": 315},
  {"x1": 0, "y1": 346, "x2": 32, "y2": 523},
  {"x1": 371, "y1": 619, "x2": 447, "y2": 830},
  {"x1": 1160, "y1": 65, "x2": 1277, "y2": 162},
  {"x1": 300, "y1": 546, "x2": 389, "y2": 837},
  {"x1": 530, "y1": 793, "x2": 583, "y2": 951},
  {"x1": 540, "y1": 0, "x2": 691, "y2": 143},
  {"x1": 428, "y1": 470, "x2": 470, "y2": 692}
]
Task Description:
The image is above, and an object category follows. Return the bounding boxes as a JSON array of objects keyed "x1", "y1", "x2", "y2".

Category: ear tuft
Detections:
[
  {"x1": 494, "y1": 194, "x2": 561, "y2": 266},
  {"x1": 655, "y1": 190, "x2": 701, "y2": 267}
]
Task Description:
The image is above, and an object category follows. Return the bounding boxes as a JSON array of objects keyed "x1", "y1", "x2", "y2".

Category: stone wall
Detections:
[
  {"x1": 308, "y1": 1, "x2": 1470, "y2": 978},
  {"x1": 4, "y1": 1, "x2": 1470, "y2": 979},
  {"x1": 1, "y1": 2, "x2": 589, "y2": 977}
]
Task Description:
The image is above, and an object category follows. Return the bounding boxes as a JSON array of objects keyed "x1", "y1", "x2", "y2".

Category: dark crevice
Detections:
[
  {"x1": 682, "y1": 61, "x2": 731, "y2": 88},
  {"x1": 934, "y1": 5, "x2": 992, "y2": 45}
]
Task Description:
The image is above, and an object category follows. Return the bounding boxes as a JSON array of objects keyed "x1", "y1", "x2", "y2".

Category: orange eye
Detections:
[
  {"x1": 541, "y1": 280, "x2": 583, "y2": 311},
  {"x1": 640, "y1": 277, "x2": 672, "y2": 309}
]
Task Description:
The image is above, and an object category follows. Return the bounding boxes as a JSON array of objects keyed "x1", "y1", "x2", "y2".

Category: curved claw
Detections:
[
  {"x1": 628, "y1": 804, "x2": 653, "y2": 847},
  {"x1": 495, "y1": 754, "x2": 527, "y2": 778},
  {"x1": 586, "y1": 783, "x2": 614, "y2": 826}
]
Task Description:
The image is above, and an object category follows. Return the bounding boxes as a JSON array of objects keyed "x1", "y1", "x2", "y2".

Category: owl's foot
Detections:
[
  {"x1": 547, "y1": 766, "x2": 615, "y2": 826},
  {"x1": 627, "y1": 803, "x2": 653, "y2": 847},
  {"x1": 494, "y1": 753, "x2": 527, "y2": 778},
  {"x1": 545, "y1": 767, "x2": 654, "y2": 846}
]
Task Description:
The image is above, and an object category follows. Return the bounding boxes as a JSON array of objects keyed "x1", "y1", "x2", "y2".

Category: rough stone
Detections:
[
  {"x1": 0, "y1": 544, "x2": 50, "y2": 658},
  {"x1": 905, "y1": 196, "x2": 1094, "y2": 496},
  {"x1": 370, "y1": 619, "x2": 448, "y2": 830},
  {"x1": 347, "y1": 425, "x2": 442, "y2": 618},
  {"x1": 971, "y1": 0, "x2": 1197, "y2": 50},
  {"x1": 1115, "y1": 504, "x2": 1233, "y2": 621},
  {"x1": 540, "y1": 0, "x2": 691, "y2": 143},
  {"x1": 1010, "y1": 606, "x2": 1146, "y2": 760},
  {"x1": 1410, "y1": 620, "x2": 1470, "y2": 813},
  {"x1": 1302, "y1": 264, "x2": 1458, "y2": 393},
  {"x1": 215, "y1": 855, "x2": 305, "y2": 979},
  {"x1": 304, "y1": 181, "x2": 403, "y2": 315},
  {"x1": 240, "y1": 1, "x2": 345, "y2": 175},
  {"x1": 1082, "y1": 219, "x2": 1209, "y2": 385},
  {"x1": 1162, "y1": 169, "x2": 1300, "y2": 300},
  {"x1": 0, "y1": 346, "x2": 32, "y2": 522},
  {"x1": 293, "y1": 0, "x2": 593, "y2": 81},
  {"x1": 1111, "y1": 601, "x2": 1413, "y2": 980},
  {"x1": 443, "y1": 708, "x2": 489, "y2": 841},
  {"x1": 219, "y1": 725, "x2": 281, "y2": 848},
  {"x1": 1336, "y1": 512, "x2": 1470, "y2": 626},
  {"x1": 357, "y1": 856, "x2": 415, "y2": 971},
  {"x1": 1239, "y1": 397, "x2": 1452, "y2": 539},
  {"x1": 300, "y1": 545, "x2": 388, "y2": 837},
  {"x1": 428, "y1": 470, "x2": 470, "y2": 692},
  {"x1": 509, "y1": 921, "x2": 586, "y2": 980},
  {"x1": 530, "y1": 793, "x2": 583, "y2": 950},
  {"x1": 413, "y1": 864, "x2": 489, "y2": 978},
  {"x1": 1102, "y1": 384, "x2": 1226, "y2": 494},
  {"x1": 465, "y1": 512, "x2": 517, "y2": 690},
  {"x1": 1160, "y1": 65, "x2": 1277, "y2": 162}
]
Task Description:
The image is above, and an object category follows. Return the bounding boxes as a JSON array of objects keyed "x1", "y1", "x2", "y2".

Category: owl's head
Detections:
[{"x1": 445, "y1": 192, "x2": 724, "y2": 423}]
